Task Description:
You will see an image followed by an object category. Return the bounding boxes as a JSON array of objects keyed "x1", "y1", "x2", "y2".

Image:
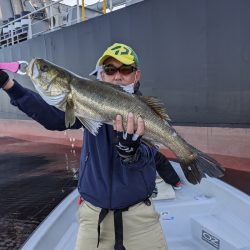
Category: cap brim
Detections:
[
  {"x1": 89, "y1": 68, "x2": 98, "y2": 76},
  {"x1": 98, "y1": 52, "x2": 134, "y2": 66}
]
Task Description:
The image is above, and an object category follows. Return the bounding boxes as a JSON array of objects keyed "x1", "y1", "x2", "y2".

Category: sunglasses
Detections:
[{"x1": 103, "y1": 64, "x2": 137, "y2": 76}]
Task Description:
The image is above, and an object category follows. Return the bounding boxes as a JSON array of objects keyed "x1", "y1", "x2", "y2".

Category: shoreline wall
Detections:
[{"x1": 1, "y1": 119, "x2": 249, "y2": 160}]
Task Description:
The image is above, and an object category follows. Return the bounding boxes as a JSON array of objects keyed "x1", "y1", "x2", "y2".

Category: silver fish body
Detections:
[{"x1": 27, "y1": 58, "x2": 225, "y2": 184}]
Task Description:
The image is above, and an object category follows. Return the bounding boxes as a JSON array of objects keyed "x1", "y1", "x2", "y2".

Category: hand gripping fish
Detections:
[{"x1": 26, "y1": 58, "x2": 225, "y2": 184}]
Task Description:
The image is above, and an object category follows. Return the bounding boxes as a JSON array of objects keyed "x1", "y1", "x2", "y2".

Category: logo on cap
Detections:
[{"x1": 98, "y1": 43, "x2": 139, "y2": 67}]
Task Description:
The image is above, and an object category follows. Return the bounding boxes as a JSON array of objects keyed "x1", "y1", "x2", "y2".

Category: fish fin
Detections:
[
  {"x1": 65, "y1": 97, "x2": 76, "y2": 128},
  {"x1": 180, "y1": 151, "x2": 225, "y2": 184},
  {"x1": 140, "y1": 96, "x2": 171, "y2": 121},
  {"x1": 77, "y1": 117, "x2": 103, "y2": 136}
]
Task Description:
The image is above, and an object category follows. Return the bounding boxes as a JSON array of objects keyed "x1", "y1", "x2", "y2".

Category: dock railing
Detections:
[{"x1": 0, "y1": 0, "x2": 135, "y2": 49}]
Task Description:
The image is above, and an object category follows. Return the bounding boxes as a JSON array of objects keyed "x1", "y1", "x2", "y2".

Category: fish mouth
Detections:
[{"x1": 26, "y1": 58, "x2": 39, "y2": 79}]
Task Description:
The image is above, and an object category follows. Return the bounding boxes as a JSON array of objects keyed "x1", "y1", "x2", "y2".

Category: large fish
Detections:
[{"x1": 26, "y1": 58, "x2": 225, "y2": 184}]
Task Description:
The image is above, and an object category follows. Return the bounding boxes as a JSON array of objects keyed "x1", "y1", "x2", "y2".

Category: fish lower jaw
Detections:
[
  {"x1": 26, "y1": 59, "x2": 35, "y2": 77},
  {"x1": 32, "y1": 63, "x2": 40, "y2": 79}
]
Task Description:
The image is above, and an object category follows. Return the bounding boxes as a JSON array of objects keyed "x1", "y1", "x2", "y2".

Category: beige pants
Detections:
[{"x1": 75, "y1": 200, "x2": 168, "y2": 250}]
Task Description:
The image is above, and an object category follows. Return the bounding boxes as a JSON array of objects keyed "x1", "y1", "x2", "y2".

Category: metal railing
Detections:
[
  {"x1": 0, "y1": 0, "x2": 78, "y2": 49},
  {"x1": 0, "y1": 0, "x2": 141, "y2": 49}
]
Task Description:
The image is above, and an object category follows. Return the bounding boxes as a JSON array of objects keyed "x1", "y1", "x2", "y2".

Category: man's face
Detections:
[{"x1": 100, "y1": 57, "x2": 141, "y2": 86}]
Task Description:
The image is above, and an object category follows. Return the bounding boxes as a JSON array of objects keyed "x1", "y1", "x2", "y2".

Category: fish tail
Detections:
[{"x1": 180, "y1": 150, "x2": 225, "y2": 184}]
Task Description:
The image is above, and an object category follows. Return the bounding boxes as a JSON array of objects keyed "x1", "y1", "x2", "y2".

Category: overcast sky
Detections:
[
  {"x1": 53, "y1": 0, "x2": 125, "y2": 11},
  {"x1": 53, "y1": 0, "x2": 100, "y2": 6}
]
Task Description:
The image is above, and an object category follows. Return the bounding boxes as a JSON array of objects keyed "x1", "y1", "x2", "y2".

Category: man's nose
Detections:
[{"x1": 114, "y1": 71, "x2": 122, "y2": 81}]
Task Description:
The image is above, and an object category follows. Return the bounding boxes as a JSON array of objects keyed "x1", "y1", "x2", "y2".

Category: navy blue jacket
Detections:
[{"x1": 6, "y1": 80, "x2": 156, "y2": 209}]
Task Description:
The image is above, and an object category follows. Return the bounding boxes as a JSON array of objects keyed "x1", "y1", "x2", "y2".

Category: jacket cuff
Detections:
[
  {"x1": 122, "y1": 144, "x2": 155, "y2": 170},
  {"x1": 121, "y1": 149, "x2": 141, "y2": 164},
  {"x1": 5, "y1": 80, "x2": 27, "y2": 100}
]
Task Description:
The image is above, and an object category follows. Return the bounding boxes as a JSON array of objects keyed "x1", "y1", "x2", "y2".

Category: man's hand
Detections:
[
  {"x1": 113, "y1": 112, "x2": 145, "y2": 162},
  {"x1": 0, "y1": 70, "x2": 14, "y2": 90}
]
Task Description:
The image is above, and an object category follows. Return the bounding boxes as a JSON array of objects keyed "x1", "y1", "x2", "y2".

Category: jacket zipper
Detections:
[
  {"x1": 79, "y1": 151, "x2": 89, "y2": 188},
  {"x1": 85, "y1": 152, "x2": 90, "y2": 163}
]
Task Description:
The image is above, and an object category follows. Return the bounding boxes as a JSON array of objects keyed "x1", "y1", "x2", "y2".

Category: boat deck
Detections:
[
  {"x1": 21, "y1": 162, "x2": 250, "y2": 250},
  {"x1": 157, "y1": 166, "x2": 250, "y2": 250}
]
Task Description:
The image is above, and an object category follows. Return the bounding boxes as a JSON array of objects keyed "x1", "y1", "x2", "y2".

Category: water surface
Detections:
[
  {"x1": 0, "y1": 136, "x2": 249, "y2": 250},
  {"x1": 0, "y1": 137, "x2": 80, "y2": 250}
]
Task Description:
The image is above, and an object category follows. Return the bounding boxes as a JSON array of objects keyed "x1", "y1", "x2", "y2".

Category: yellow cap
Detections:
[{"x1": 97, "y1": 43, "x2": 139, "y2": 67}]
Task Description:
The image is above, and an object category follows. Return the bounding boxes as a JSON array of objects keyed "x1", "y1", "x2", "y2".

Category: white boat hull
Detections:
[{"x1": 21, "y1": 162, "x2": 250, "y2": 250}]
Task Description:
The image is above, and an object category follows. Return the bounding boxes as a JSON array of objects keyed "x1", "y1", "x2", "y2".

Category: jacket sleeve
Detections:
[
  {"x1": 155, "y1": 151, "x2": 180, "y2": 185},
  {"x1": 5, "y1": 80, "x2": 82, "y2": 131}
]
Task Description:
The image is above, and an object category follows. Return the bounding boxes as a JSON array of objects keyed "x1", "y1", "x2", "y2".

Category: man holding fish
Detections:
[{"x1": 0, "y1": 43, "x2": 171, "y2": 249}]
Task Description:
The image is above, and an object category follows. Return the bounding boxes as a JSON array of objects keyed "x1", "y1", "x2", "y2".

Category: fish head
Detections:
[{"x1": 26, "y1": 58, "x2": 72, "y2": 106}]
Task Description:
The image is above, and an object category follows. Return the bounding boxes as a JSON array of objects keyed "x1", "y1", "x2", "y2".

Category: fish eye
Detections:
[{"x1": 40, "y1": 64, "x2": 49, "y2": 72}]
